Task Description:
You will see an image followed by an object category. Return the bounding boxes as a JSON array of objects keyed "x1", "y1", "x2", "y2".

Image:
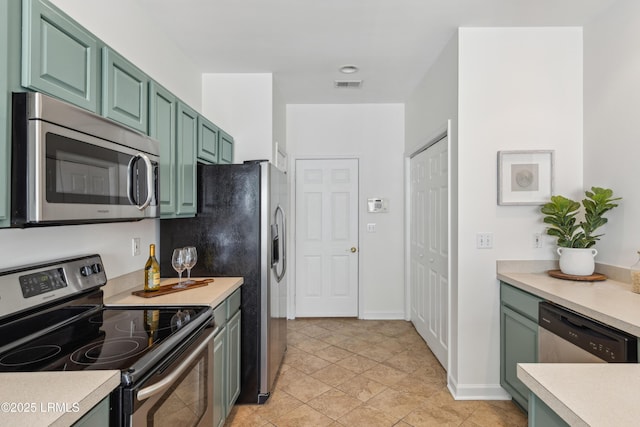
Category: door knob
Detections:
[{"x1": 350, "y1": 247, "x2": 357, "y2": 253}]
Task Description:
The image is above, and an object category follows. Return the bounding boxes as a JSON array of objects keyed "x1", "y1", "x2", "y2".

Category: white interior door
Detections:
[
  {"x1": 410, "y1": 137, "x2": 448, "y2": 369},
  {"x1": 295, "y1": 159, "x2": 359, "y2": 317}
]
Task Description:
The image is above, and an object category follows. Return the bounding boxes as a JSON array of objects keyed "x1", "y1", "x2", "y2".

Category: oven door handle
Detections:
[
  {"x1": 127, "y1": 153, "x2": 154, "y2": 211},
  {"x1": 136, "y1": 327, "x2": 218, "y2": 402}
]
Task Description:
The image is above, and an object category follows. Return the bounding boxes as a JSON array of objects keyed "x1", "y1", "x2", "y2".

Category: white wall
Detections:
[
  {"x1": 407, "y1": 28, "x2": 584, "y2": 399},
  {"x1": 0, "y1": 220, "x2": 156, "y2": 279},
  {"x1": 50, "y1": 0, "x2": 202, "y2": 108},
  {"x1": 273, "y1": 80, "x2": 287, "y2": 158},
  {"x1": 584, "y1": 0, "x2": 640, "y2": 268},
  {"x1": 455, "y1": 27, "x2": 583, "y2": 398},
  {"x1": 287, "y1": 104, "x2": 405, "y2": 319},
  {"x1": 201, "y1": 74, "x2": 274, "y2": 163},
  {"x1": 405, "y1": 32, "x2": 460, "y2": 390}
]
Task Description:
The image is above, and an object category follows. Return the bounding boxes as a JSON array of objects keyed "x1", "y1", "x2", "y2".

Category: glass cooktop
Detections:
[{"x1": 0, "y1": 306, "x2": 209, "y2": 374}]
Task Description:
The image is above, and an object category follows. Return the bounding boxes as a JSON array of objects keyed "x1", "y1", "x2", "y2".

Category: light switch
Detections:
[{"x1": 476, "y1": 232, "x2": 493, "y2": 249}]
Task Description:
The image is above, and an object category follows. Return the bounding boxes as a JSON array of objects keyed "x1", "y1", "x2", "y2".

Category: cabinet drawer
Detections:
[
  {"x1": 227, "y1": 288, "x2": 241, "y2": 318},
  {"x1": 500, "y1": 281, "x2": 542, "y2": 321},
  {"x1": 213, "y1": 302, "x2": 226, "y2": 326}
]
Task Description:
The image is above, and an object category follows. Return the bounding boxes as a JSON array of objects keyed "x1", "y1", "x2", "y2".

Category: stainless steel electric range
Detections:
[{"x1": 0, "y1": 254, "x2": 216, "y2": 426}]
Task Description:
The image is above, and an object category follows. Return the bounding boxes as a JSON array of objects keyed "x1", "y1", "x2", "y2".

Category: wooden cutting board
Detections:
[
  {"x1": 131, "y1": 278, "x2": 214, "y2": 298},
  {"x1": 547, "y1": 270, "x2": 607, "y2": 282}
]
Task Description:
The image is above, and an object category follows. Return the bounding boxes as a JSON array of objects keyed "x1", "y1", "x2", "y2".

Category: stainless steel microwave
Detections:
[{"x1": 11, "y1": 92, "x2": 159, "y2": 226}]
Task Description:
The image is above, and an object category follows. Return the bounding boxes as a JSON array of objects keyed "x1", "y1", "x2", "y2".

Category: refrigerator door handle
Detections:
[{"x1": 274, "y1": 204, "x2": 287, "y2": 283}]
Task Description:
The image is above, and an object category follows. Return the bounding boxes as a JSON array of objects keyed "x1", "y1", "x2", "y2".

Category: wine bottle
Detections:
[
  {"x1": 144, "y1": 309, "x2": 159, "y2": 345},
  {"x1": 144, "y1": 244, "x2": 161, "y2": 291}
]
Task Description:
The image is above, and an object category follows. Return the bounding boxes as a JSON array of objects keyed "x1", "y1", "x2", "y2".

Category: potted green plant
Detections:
[{"x1": 541, "y1": 187, "x2": 621, "y2": 276}]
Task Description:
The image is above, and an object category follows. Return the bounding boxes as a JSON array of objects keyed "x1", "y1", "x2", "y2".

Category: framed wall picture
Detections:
[{"x1": 497, "y1": 150, "x2": 554, "y2": 205}]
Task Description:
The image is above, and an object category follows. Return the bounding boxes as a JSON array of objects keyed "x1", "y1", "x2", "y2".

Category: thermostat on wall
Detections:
[{"x1": 367, "y1": 198, "x2": 388, "y2": 213}]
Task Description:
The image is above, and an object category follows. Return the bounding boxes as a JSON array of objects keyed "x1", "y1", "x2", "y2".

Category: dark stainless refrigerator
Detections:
[{"x1": 160, "y1": 161, "x2": 287, "y2": 404}]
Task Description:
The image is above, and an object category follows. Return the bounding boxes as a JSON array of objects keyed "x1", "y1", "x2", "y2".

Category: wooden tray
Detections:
[
  {"x1": 547, "y1": 270, "x2": 607, "y2": 282},
  {"x1": 132, "y1": 278, "x2": 214, "y2": 298}
]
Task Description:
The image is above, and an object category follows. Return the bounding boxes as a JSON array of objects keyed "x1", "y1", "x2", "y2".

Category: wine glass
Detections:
[
  {"x1": 171, "y1": 248, "x2": 187, "y2": 289},
  {"x1": 170, "y1": 309, "x2": 189, "y2": 331},
  {"x1": 183, "y1": 246, "x2": 198, "y2": 285}
]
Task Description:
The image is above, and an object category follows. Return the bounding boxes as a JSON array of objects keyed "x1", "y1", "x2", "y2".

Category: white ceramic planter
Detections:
[{"x1": 557, "y1": 247, "x2": 598, "y2": 276}]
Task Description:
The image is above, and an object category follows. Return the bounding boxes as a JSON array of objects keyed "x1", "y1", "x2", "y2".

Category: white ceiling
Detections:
[{"x1": 136, "y1": 0, "x2": 616, "y2": 104}]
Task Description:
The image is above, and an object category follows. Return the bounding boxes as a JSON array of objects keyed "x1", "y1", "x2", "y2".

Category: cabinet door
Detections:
[
  {"x1": 21, "y1": 0, "x2": 99, "y2": 112},
  {"x1": 213, "y1": 328, "x2": 227, "y2": 427},
  {"x1": 501, "y1": 304, "x2": 538, "y2": 410},
  {"x1": 102, "y1": 47, "x2": 148, "y2": 133},
  {"x1": 149, "y1": 82, "x2": 176, "y2": 217},
  {"x1": 528, "y1": 394, "x2": 570, "y2": 427},
  {"x1": 0, "y1": 1, "x2": 21, "y2": 228},
  {"x1": 71, "y1": 396, "x2": 109, "y2": 427},
  {"x1": 197, "y1": 116, "x2": 219, "y2": 164},
  {"x1": 227, "y1": 310, "x2": 241, "y2": 413},
  {"x1": 218, "y1": 129, "x2": 234, "y2": 164},
  {"x1": 176, "y1": 102, "x2": 198, "y2": 217}
]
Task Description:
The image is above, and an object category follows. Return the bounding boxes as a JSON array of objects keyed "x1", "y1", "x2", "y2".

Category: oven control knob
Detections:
[
  {"x1": 92, "y1": 263, "x2": 102, "y2": 273},
  {"x1": 80, "y1": 266, "x2": 93, "y2": 277}
]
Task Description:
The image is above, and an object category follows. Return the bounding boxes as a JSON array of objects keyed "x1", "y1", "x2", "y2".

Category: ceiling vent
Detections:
[{"x1": 334, "y1": 80, "x2": 363, "y2": 89}]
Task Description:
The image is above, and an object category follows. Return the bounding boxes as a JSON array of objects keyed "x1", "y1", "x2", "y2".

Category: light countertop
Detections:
[
  {"x1": 497, "y1": 269, "x2": 640, "y2": 337},
  {"x1": 104, "y1": 276, "x2": 243, "y2": 308},
  {"x1": 0, "y1": 370, "x2": 120, "y2": 427},
  {"x1": 517, "y1": 363, "x2": 640, "y2": 427}
]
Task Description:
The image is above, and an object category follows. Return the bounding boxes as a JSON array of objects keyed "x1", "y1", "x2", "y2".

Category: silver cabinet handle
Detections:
[
  {"x1": 127, "y1": 153, "x2": 154, "y2": 210},
  {"x1": 136, "y1": 327, "x2": 217, "y2": 401}
]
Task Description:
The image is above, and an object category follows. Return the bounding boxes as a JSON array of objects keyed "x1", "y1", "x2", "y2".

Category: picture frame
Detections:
[{"x1": 497, "y1": 150, "x2": 554, "y2": 205}]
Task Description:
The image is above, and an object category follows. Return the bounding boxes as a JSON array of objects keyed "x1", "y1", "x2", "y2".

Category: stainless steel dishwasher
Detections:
[{"x1": 538, "y1": 301, "x2": 638, "y2": 363}]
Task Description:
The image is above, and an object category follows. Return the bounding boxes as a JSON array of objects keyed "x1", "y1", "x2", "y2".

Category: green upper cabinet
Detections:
[
  {"x1": 176, "y1": 102, "x2": 198, "y2": 217},
  {"x1": 21, "y1": 0, "x2": 100, "y2": 112},
  {"x1": 1, "y1": 1, "x2": 22, "y2": 228},
  {"x1": 219, "y1": 129, "x2": 234, "y2": 164},
  {"x1": 102, "y1": 47, "x2": 148, "y2": 134},
  {"x1": 149, "y1": 82, "x2": 177, "y2": 218},
  {"x1": 197, "y1": 116, "x2": 220, "y2": 164}
]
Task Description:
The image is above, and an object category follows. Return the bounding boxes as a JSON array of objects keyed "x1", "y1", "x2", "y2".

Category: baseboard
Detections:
[
  {"x1": 359, "y1": 311, "x2": 406, "y2": 320},
  {"x1": 447, "y1": 374, "x2": 512, "y2": 400}
]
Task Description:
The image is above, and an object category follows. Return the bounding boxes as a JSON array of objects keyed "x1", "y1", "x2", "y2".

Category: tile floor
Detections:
[{"x1": 225, "y1": 318, "x2": 527, "y2": 427}]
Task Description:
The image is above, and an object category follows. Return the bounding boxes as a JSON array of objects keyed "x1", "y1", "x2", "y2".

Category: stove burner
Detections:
[
  {"x1": 88, "y1": 310, "x2": 133, "y2": 325},
  {"x1": 0, "y1": 345, "x2": 62, "y2": 367},
  {"x1": 70, "y1": 338, "x2": 147, "y2": 366}
]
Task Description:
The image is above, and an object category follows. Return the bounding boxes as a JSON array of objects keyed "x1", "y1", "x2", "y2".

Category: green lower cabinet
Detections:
[
  {"x1": 500, "y1": 281, "x2": 542, "y2": 412},
  {"x1": 102, "y1": 47, "x2": 148, "y2": 134},
  {"x1": 213, "y1": 325, "x2": 227, "y2": 427},
  {"x1": 176, "y1": 102, "x2": 198, "y2": 217},
  {"x1": 21, "y1": 0, "x2": 100, "y2": 112},
  {"x1": 227, "y1": 309, "x2": 241, "y2": 415},
  {"x1": 71, "y1": 396, "x2": 109, "y2": 427},
  {"x1": 218, "y1": 129, "x2": 234, "y2": 164},
  {"x1": 528, "y1": 394, "x2": 569, "y2": 427}
]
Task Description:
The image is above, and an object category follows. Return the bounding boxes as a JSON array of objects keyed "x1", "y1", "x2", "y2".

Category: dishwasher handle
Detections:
[{"x1": 538, "y1": 301, "x2": 637, "y2": 363}]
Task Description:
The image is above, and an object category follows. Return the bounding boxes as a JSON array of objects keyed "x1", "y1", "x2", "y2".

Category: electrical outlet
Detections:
[
  {"x1": 476, "y1": 232, "x2": 493, "y2": 249},
  {"x1": 367, "y1": 223, "x2": 376, "y2": 233},
  {"x1": 533, "y1": 233, "x2": 543, "y2": 248},
  {"x1": 132, "y1": 237, "x2": 141, "y2": 256}
]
